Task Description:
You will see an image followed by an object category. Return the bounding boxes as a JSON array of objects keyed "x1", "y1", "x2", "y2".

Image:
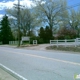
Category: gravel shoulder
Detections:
[{"x1": 0, "y1": 68, "x2": 17, "y2": 80}]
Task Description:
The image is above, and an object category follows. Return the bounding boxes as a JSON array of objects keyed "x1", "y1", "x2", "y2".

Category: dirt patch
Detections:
[{"x1": 21, "y1": 44, "x2": 50, "y2": 50}]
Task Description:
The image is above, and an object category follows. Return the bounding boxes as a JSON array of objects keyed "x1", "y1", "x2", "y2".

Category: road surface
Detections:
[{"x1": 0, "y1": 46, "x2": 80, "y2": 80}]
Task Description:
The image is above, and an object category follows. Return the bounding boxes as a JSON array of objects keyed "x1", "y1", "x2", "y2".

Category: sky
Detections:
[
  {"x1": 0, "y1": 0, "x2": 80, "y2": 19},
  {"x1": 0, "y1": 0, "x2": 34, "y2": 19}
]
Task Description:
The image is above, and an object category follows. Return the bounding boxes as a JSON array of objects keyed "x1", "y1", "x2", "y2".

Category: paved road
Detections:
[{"x1": 0, "y1": 46, "x2": 80, "y2": 80}]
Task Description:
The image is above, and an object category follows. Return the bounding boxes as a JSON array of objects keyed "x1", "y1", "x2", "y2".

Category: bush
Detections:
[
  {"x1": 57, "y1": 26, "x2": 77, "y2": 39},
  {"x1": 38, "y1": 38, "x2": 44, "y2": 44},
  {"x1": 30, "y1": 35, "x2": 54, "y2": 44},
  {"x1": 30, "y1": 36, "x2": 44, "y2": 44}
]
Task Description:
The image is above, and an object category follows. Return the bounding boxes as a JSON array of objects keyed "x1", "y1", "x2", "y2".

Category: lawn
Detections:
[{"x1": 46, "y1": 45, "x2": 80, "y2": 52}]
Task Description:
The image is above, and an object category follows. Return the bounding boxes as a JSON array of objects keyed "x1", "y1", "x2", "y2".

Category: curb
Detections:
[{"x1": 0, "y1": 63, "x2": 28, "y2": 80}]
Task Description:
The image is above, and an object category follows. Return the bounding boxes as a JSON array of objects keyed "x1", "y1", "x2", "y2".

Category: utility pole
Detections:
[
  {"x1": 14, "y1": 0, "x2": 25, "y2": 46},
  {"x1": 17, "y1": 0, "x2": 20, "y2": 47}
]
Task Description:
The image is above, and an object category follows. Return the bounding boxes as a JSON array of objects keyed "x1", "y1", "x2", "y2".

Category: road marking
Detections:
[
  {"x1": 28, "y1": 54, "x2": 80, "y2": 65},
  {"x1": 25, "y1": 53, "x2": 80, "y2": 66},
  {"x1": 0, "y1": 63, "x2": 28, "y2": 80},
  {"x1": 1, "y1": 50, "x2": 80, "y2": 66}
]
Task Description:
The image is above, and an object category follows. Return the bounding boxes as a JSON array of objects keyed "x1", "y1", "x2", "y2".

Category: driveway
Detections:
[{"x1": 24, "y1": 44, "x2": 50, "y2": 50}]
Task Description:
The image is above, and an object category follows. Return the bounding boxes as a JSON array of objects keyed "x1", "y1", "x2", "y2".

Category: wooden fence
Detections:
[{"x1": 50, "y1": 38, "x2": 80, "y2": 47}]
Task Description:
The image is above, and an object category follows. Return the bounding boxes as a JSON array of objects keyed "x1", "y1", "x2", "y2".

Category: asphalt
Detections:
[{"x1": 0, "y1": 46, "x2": 80, "y2": 80}]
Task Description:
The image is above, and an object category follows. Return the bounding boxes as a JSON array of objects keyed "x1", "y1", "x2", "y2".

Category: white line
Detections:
[
  {"x1": 1, "y1": 50, "x2": 80, "y2": 66},
  {"x1": 0, "y1": 63, "x2": 28, "y2": 80}
]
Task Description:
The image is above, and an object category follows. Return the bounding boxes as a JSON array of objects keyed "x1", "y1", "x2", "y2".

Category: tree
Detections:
[
  {"x1": 27, "y1": 30, "x2": 35, "y2": 37},
  {"x1": 39, "y1": 26, "x2": 53, "y2": 43},
  {"x1": 33, "y1": 0, "x2": 67, "y2": 34},
  {"x1": 44, "y1": 26, "x2": 52, "y2": 42},
  {"x1": 0, "y1": 15, "x2": 14, "y2": 44},
  {"x1": 0, "y1": 30, "x2": 1, "y2": 41},
  {"x1": 6, "y1": 7, "x2": 36, "y2": 36},
  {"x1": 68, "y1": 8, "x2": 80, "y2": 37},
  {"x1": 39, "y1": 27, "x2": 45, "y2": 42},
  {"x1": 58, "y1": 6, "x2": 80, "y2": 38},
  {"x1": 57, "y1": 26, "x2": 76, "y2": 39}
]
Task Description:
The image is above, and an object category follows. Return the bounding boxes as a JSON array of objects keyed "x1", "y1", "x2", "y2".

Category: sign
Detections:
[{"x1": 22, "y1": 37, "x2": 30, "y2": 41}]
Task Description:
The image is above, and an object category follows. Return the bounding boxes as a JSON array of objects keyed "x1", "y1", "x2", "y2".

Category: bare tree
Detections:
[
  {"x1": 6, "y1": 6, "x2": 36, "y2": 36},
  {"x1": 66, "y1": 8, "x2": 80, "y2": 37},
  {"x1": 33, "y1": 0, "x2": 67, "y2": 33}
]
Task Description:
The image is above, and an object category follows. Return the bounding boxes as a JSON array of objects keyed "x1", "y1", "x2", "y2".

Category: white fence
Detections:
[
  {"x1": 9, "y1": 40, "x2": 38, "y2": 45},
  {"x1": 50, "y1": 38, "x2": 80, "y2": 47},
  {"x1": 9, "y1": 41, "x2": 19, "y2": 45}
]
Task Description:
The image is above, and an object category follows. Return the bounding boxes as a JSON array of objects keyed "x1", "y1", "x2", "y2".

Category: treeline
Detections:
[{"x1": 0, "y1": 0, "x2": 80, "y2": 44}]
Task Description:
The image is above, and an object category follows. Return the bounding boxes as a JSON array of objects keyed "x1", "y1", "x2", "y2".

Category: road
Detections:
[{"x1": 0, "y1": 46, "x2": 80, "y2": 80}]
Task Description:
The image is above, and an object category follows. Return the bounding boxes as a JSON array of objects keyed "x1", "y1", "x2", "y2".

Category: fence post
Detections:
[
  {"x1": 33, "y1": 40, "x2": 37, "y2": 45},
  {"x1": 12, "y1": 41, "x2": 13, "y2": 45},
  {"x1": 9, "y1": 41, "x2": 10, "y2": 45},
  {"x1": 20, "y1": 41, "x2": 22, "y2": 45},
  {"x1": 65, "y1": 39, "x2": 67, "y2": 47},
  {"x1": 75, "y1": 39, "x2": 77, "y2": 47},
  {"x1": 57, "y1": 40, "x2": 58, "y2": 47},
  {"x1": 50, "y1": 40, "x2": 51, "y2": 45},
  {"x1": 50, "y1": 40, "x2": 53, "y2": 45},
  {"x1": 13, "y1": 41, "x2": 14, "y2": 45},
  {"x1": 76, "y1": 38, "x2": 78, "y2": 45},
  {"x1": 10, "y1": 41, "x2": 11, "y2": 45}
]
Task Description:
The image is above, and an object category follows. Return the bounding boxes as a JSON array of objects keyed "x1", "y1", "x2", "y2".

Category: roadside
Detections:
[
  {"x1": 0, "y1": 44, "x2": 50, "y2": 50},
  {"x1": 46, "y1": 45, "x2": 80, "y2": 52},
  {"x1": 0, "y1": 68, "x2": 17, "y2": 80},
  {"x1": 0, "y1": 44, "x2": 80, "y2": 54},
  {"x1": 22, "y1": 44, "x2": 50, "y2": 50}
]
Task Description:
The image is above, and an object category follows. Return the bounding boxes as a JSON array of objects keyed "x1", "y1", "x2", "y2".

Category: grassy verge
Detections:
[{"x1": 46, "y1": 45, "x2": 80, "y2": 52}]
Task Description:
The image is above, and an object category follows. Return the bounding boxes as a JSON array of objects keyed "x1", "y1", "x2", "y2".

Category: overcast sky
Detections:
[{"x1": 0, "y1": 0, "x2": 80, "y2": 19}]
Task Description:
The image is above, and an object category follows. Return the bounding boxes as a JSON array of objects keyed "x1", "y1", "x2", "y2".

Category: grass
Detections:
[{"x1": 46, "y1": 45, "x2": 80, "y2": 52}]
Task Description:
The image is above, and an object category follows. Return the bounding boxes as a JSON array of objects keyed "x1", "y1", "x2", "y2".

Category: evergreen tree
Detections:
[
  {"x1": 45, "y1": 26, "x2": 53, "y2": 43},
  {"x1": 39, "y1": 27, "x2": 45, "y2": 39},
  {"x1": 0, "y1": 15, "x2": 13, "y2": 44},
  {"x1": 39, "y1": 26, "x2": 53, "y2": 43},
  {"x1": 0, "y1": 30, "x2": 1, "y2": 41}
]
